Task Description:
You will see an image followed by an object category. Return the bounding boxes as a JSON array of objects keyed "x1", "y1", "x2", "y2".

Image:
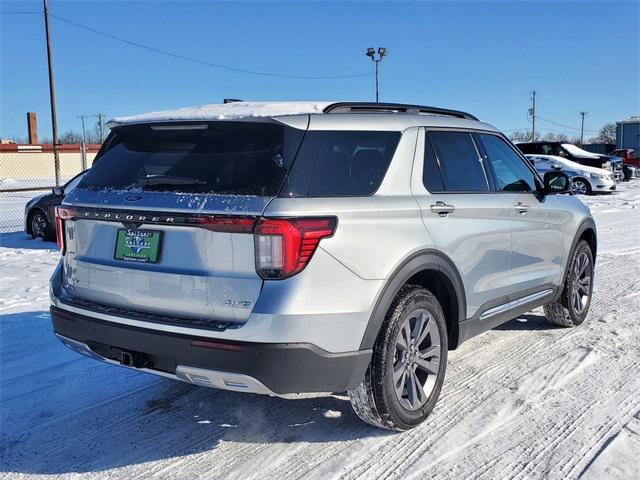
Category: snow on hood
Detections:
[
  {"x1": 526, "y1": 154, "x2": 611, "y2": 175},
  {"x1": 108, "y1": 101, "x2": 336, "y2": 127},
  {"x1": 561, "y1": 143, "x2": 601, "y2": 159}
]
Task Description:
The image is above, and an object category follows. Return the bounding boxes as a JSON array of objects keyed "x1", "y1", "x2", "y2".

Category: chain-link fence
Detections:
[{"x1": 0, "y1": 144, "x2": 100, "y2": 233}]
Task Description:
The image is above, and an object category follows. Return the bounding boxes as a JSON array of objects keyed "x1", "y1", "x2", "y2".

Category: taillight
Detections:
[
  {"x1": 55, "y1": 206, "x2": 76, "y2": 254},
  {"x1": 254, "y1": 217, "x2": 336, "y2": 279},
  {"x1": 54, "y1": 207, "x2": 65, "y2": 253}
]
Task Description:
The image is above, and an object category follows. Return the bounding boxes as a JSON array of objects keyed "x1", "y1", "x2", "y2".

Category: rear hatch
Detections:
[{"x1": 59, "y1": 120, "x2": 306, "y2": 325}]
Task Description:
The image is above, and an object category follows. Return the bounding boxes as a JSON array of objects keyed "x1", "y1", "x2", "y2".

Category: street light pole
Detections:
[
  {"x1": 366, "y1": 47, "x2": 387, "y2": 103},
  {"x1": 375, "y1": 60, "x2": 379, "y2": 103},
  {"x1": 44, "y1": 0, "x2": 60, "y2": 186}
]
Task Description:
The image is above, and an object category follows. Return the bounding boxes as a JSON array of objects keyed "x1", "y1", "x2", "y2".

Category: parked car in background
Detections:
[
  {"x1": 526, "y1": 154, "x2": 616, "y2": 195},
  {"x1": 25, "y1": 170, "x2": 87, "y2": 240},
  {"x1": 517, "y1": 142, "x2": 623, "y2": 179},
  {"x1": 611, "y1": 148, "x2": 640, "y2": 168},
  {"x1": 610, "y1": 148, "x2": 640, "y2": 180}
]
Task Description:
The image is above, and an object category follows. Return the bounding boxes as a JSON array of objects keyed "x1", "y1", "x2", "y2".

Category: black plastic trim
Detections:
[
  {"x1": 553, "y1": 218, "x2": 597, "y2": 301},
  {"x1": 51, "y1": 306, "x2": 372, "y2": 395},
  {"x1": 457, "y1": 284, "x2": 558, "y2": 344},
  {"x1": 359, "y1": 249, "x2": 466, "y2": 351}
]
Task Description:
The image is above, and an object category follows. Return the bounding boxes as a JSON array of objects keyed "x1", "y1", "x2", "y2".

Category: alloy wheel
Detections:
[
  {"x1": 571, "y1": 180, "x2": 588, "y2": 195},
  {"x1": 393, "y1": 308, "x2": 441, "y2": 411},
  {"x1": 572, "y1": 252, "x2": 591, "y2": 315},
  {"x1": 31, "y1": 213, "x2": 47, "y2": 238}
]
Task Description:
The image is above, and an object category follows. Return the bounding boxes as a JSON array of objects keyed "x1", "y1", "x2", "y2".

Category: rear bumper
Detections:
[{"x1": 50, "y1": 305, "x2": 371, "y2": 395}]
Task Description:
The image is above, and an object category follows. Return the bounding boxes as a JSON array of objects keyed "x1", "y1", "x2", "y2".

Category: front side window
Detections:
[
  {"x1": 478, "y1": 134, "x2": 539, "y2": 192},
  {"x1": 427, "y1": 131, "x2": 488, "y2": 192}
]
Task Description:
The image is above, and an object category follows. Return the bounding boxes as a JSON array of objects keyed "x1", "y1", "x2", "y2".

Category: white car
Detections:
[{"x1": 526, "y1": 154, "x2": 616, "y2": 195}]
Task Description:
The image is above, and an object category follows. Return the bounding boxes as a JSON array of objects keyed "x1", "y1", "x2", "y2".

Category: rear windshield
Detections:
[{"x1": 81, "y1": 122, "x2": 304, "y2": 196}]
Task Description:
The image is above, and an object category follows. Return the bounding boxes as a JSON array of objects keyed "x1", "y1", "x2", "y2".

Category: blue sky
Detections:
[{"x1": 1, "y1": 0, "x2": 638, "y2": 141}]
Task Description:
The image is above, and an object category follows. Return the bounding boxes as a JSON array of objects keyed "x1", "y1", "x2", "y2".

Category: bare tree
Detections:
[
  {"x1": 595, "y1": 123, "x2": 616, "y2": 144},
  {"x1": 542, "y1": 132, "x2": 569, "y2": 142},
  {"x1": 59, "y1": 130, "x2": 83, "y2": 144},
  {"x1": 509, "y1": 130, "x2": 537, "y2": 142}
]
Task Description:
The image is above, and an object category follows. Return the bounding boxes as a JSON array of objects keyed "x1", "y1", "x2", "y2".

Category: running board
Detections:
[{"x1": 479, "y1": 289, "x2": 555, "y2": 321}]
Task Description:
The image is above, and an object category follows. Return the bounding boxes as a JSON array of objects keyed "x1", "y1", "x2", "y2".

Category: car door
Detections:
[
  {"x1": 476, "y1": 133, "x2": 569, "y2": 297},
  {"x1": 411, "y1": 129, "x2": 513, "y2": 320}
]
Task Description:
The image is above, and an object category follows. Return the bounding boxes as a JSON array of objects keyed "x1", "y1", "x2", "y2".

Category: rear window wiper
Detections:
[{"x1": 137, "y1": 175, "x2": 206, "y2": 186}]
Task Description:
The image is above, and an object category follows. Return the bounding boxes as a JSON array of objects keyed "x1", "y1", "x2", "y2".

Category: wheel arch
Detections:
[
  {"x1": 359, "y1": 250, "x2": 467, "y2": 351},
  {"x1": 556, "y1": 217, "x2": 597, "y2": 300}
]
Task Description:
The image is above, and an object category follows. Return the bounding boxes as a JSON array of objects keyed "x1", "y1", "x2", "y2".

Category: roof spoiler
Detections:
[{"x1": 323, "y1": 102, "x2": 478, "y2": 121}]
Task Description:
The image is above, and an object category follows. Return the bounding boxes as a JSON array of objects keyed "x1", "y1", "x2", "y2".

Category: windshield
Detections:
[{"x1": 80, "y1": 122, "x2": 304, "y2": 196}]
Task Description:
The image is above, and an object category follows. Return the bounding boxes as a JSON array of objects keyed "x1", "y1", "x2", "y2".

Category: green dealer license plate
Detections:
[{"x1": 114, "y1": 229, "x2": 162, "y2": 263}]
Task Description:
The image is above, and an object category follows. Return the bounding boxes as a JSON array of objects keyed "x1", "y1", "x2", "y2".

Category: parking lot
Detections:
[{"x1": 1, "y1": 180, "x2": 639, "y2": 480}]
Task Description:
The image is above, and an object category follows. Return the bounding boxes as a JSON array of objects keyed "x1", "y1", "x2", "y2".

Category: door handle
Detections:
[
  {"x1": 430, "y1": 201, "x2": 455, "y2": 216},
  {"x1": 514, "y1": 202, "x2": 530, "y2": 214}
]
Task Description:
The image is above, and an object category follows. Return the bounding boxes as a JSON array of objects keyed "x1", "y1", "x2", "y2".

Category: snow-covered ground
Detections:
[{"x1": 1, "y1": 181, "x2": 639, "y2": 480}]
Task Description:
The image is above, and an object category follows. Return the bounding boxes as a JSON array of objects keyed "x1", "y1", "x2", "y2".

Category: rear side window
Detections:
[
  {"x1": 283, "y1": 131, "x2": 401, "y2": 197},
  {"x1": 81, "y1": 122, "x2": 303, "y2": 196},
  {"x1": 478, "y1": 134, "x2": 539, "y2": 192},
  {"x1": 427, "y1": 131, "x2": 488, "y2": 192},
  {"x1": 422, "y1": 134, "x2": 445, "y2": 192}
]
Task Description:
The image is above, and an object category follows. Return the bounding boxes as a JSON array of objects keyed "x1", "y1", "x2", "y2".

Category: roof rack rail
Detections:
[{"x1": 323, "y1": 102, "x2": 478, "y2": 121}]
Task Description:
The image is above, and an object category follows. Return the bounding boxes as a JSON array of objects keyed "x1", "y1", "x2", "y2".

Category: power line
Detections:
[
  {"x1": 46, "y1": 12, "x2": 372, "y2": 80},
  {"x1": 536, "y1": 115, "x2": 598, "y2": 133}
]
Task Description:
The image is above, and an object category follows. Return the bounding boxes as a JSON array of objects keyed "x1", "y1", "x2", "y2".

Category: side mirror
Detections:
[
  {"x1": 543, "y1": 171, "x2": 571, "y2": 194},
  {"x1": 52, "y1": 187, "x2": 64, "y2": 196}
]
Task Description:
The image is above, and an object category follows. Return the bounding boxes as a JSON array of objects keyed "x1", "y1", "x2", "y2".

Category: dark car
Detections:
[
  {"x1": 516, "y1": 142, "x2": 622, "y2": 177},
  {"x1": 24, "y1": 171, "x2": 87, "y2": 240}
]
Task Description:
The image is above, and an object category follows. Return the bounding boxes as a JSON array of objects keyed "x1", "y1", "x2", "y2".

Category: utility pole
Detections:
[
  {"x1": 44, "y1": 0, "x2": 61, "y2": 186},
  {"x1": 365, "y1": 47, "x2": 387, "y2": 103},
  {"x1": 580, "y1": 111, "x2": 587, "y2": 145},
  {"x1": 77, "y1": 114, "x2": 89, "y2": 144},
  {"x1": 529, "y1": 90, "x2": 536, "y2": 142},
  {"x1": 94, "y1": 113, "x2": 105, "y2": 143}
]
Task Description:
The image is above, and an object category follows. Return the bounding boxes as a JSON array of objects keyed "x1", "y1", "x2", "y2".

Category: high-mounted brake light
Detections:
[{"x1": 254, "y1": 217, "x2": 337, "y2": 279}]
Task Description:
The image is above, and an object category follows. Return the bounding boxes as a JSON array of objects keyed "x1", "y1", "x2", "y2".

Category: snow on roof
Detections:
[
  {"x1": 561, "y1": 143, "x2": 601, "y2": 159},
  {"x1": 108, "y1": 101, "x2": 335, "y2": 127},
  {"x1": 616, "y1": 116, "x2": 640, "y2": 124}
]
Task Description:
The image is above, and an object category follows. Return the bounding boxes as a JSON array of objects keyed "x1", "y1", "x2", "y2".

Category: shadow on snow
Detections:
[
  {"x1": 0, "y1": 310, "x2": 389, "y2": 475},
  {"x1": 0, "y1": 231, "x2": 57, "y2": 250}
]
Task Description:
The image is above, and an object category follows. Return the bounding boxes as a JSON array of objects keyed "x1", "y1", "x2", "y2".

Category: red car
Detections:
[{"x1": 611, "y1": 148, "x2": 640, "y2": 168}]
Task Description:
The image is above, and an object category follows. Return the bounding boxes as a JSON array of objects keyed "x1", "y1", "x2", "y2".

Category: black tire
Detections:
[
  {"x1": 28, "y1": 210, "x2": 53, "y2": 240},
  {"x1": 348, "y1": 285, "x2": 448, "y2": 431},
  {"x1": 544, "y1": 240, "x2": 594, "y2": 327}
]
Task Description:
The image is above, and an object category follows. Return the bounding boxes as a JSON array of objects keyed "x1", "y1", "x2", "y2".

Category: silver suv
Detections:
[{"x1": 50, "y1": 101, "x2": 597, "y2": 430}]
